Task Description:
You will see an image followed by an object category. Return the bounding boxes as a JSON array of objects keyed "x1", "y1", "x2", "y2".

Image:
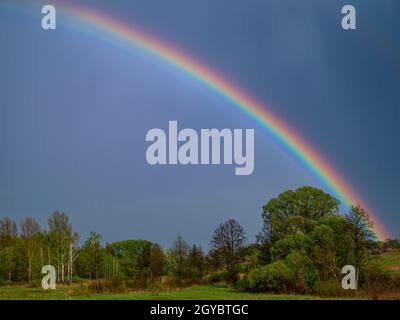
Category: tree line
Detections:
[{"x1": 0, "y1": 186, "x2": 399, "y2": 296}]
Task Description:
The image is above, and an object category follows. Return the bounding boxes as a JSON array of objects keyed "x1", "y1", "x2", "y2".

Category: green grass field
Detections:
[{"x1": 0, "y1": 284, "x2": 321, "y2": 300}]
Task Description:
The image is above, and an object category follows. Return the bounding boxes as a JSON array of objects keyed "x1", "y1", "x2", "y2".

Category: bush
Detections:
[
  {"x1": 314, "y1": 261, "x2": 400, "y2": 299},
  {"x1": 359, "y1": 259, "x2": 400, "y2": 298},
  {"x1": 88, "y1": 280, "x2": 104, "y2": 294},
  {"x1": 147, "y1": 282, "x2": 162, "y2": 293},
  {"x1": 247, "y1": 261, "x2": 293, "y2": 293},
  {"x1": 207, "y1": 271, "x2": 226, "y2": 284},
  {"x1": 161, "y1": 276, "x2": 198, "y2": 289},
  {"x1": 314, "y1": 279, "x2": 354, "y2": 298},
  {"x1": 245, "y1": 251, "x2": 319, "y2": 294},
  {"x1": 234, "y1": 278, "x2": 250, "y2": 291},
  {"x1": 72, "y1": 276, "x2": 85, "y2": 284},
  {"x1": 107, "y1": 279, "x2": 127, "y2": 292},
  {"x1": 360, "y1": 259, "x2": 392, "y2": 288},
  {"x1": 125, "y1": 278, "x2": 145, "y2": 290},
  {"x1": 125, "y1": 277, "x2": 149, "y2": 290},
  {"x1": 88, "y1": 279, "x2": 127, "y2": 294},
  {"x1": 285, "y1": 251, "x2": 319, "y2": 292}
]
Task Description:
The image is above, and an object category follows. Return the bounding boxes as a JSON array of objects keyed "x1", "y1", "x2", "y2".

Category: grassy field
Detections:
[{"x1": 0, "y1": 284, "x2": 321, "y2": 300}]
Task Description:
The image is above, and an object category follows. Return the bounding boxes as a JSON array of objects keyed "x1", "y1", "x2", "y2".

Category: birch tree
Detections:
[
  {"x1": 20, "y1": 217, "x2": 41, "y2": 282},
  {"x1": 47, "y1": 211, "x2": 78, "y2": 283}
]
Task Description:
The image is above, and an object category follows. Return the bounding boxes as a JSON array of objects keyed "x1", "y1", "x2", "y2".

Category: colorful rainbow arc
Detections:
[{"x1": 39, "y1": 2, "x2": 391, "y2": 239}]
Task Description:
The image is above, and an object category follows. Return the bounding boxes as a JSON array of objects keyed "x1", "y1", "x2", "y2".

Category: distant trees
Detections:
[
  {"x1": 0, "y1": 214, "x2": 238, "y2": 288},
  {"x1": 384, "y1": 239, "x2": 400, "y2": 251},
  {"x1": 148, "y1": 243, "x2": 165, "y2": 281},
  {"x1": 0, "y1": 212, "x2": 79, "y2": 283},
  {"x1": 172, "y1": 233, "x2": 190, "y2": 279},
  {"x1": 20, "y1": 217, "x2": 41, "y2": 282},
  {"x1": 0, "y1": 217, "x2": 18, "y2": 282},
  {"x1": 206, "y1": 248, "x2": 223, "y2": 271},
  {"x1": 77, "y1": 232, "x2": 103, "y2": 280},
  {"x1": 0, "y1": 185, "x2": 397, "y2": 298},
  {"x1": 107, "y1": 239, "x2": 153, "y2": 279},
  {"x1": 187, "y1": 245, "x2": 207, "y2": 280},
  {"x1": 0, "y1": 215, "x2": 175, "y2": 285},
  {"x1": 211, "y1": 219, "x2": 246, "y2": 283},
  {"x1": 0, "y1": 218, "x2": 17, "y2": 238},
  {"x1": 163, "y1": 249, "x2": 176, "y2": 276},
  {"x1": 103, "y1": 244, "x2": 120, "y2": 280},
  {"x1": 48, "y1": 211, "x2": 79, "y2": 283}
]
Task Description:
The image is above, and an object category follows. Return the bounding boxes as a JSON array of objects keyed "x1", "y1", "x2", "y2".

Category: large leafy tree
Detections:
[{"x1": 262, "y1": 186, "x2": 340, "y2": 242}]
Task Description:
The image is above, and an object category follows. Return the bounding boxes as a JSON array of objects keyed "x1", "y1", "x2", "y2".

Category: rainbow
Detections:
[{"x1": 11, "y1": 1, "x2": 391, "y2": 239}]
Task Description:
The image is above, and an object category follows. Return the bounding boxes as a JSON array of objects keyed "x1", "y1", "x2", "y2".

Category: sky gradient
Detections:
[{"x1": 0, "y1": 0, "x2": 399, "y2": 247}]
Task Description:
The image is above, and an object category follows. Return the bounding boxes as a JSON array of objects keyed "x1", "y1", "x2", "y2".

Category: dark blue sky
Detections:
[{"x1": 0, "y1": 0, "x2": 399, "y2": 247}]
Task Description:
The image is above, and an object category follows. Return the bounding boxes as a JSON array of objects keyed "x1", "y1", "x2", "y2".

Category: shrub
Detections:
[
  {"x1": 72, "y1": 276, "x2": 85, "y2": 284},
  {"x1": 126, "y1": 278, "x2": 148, "y2": 290},
  {"x1": 360, "y1": 259, "x2": 392, "y2": 288},
  {"x1": 285, "y1": 251, "x2": 319, "y2": 292},
  {"x1": 359, "y1": 259, "x2": 400, "y2": 298},
  {"x1": 162, "y1": 276, "x2": 197, "y2": 289},
  {"x1": 234, "y1": 278, "x2": 250, "y2": 291},
  {"x1": 88, "y1": 279, "x2": 127, "y2": 294},
  {"x1": 207, "y1": 271, "x2": 226, "y2": 284},
  {"x1": 247, "y1": 261, "x2": 293, "y2": 293},
  {"x1": 314, "y1": 279, "x2": 354, "y2": 298},
  {"x1": 107, "y1": 279, "x2": 127, "y2": 292},
  {"x1": 147, "y1": 282, "x2": 162, "y2": 293},
  {"x1": 88, "y1": 280, "x2": 104, "y2": 294}
]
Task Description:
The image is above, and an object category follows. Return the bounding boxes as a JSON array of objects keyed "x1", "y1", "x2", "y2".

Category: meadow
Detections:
[{"x1": 0, "y1": 283, "x2": 333, "y2": 300}]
